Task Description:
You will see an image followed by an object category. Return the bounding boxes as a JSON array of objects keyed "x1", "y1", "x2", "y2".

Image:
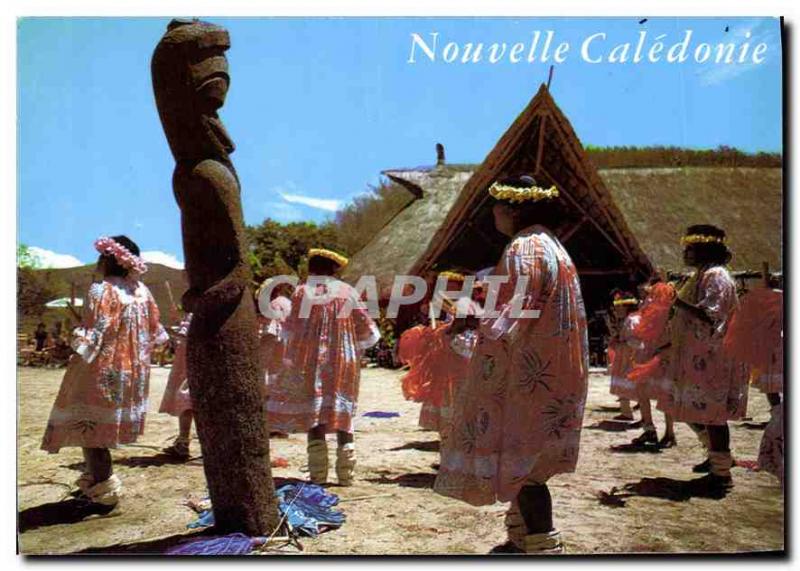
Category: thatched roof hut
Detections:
[{"x1": 343, "y1": 84, "x2": 782, "y2": 317}]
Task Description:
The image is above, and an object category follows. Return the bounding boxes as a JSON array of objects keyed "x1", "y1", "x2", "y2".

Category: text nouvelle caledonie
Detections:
[{"x1": 407, "y1": 30, "x2": 769, "y2": 65}]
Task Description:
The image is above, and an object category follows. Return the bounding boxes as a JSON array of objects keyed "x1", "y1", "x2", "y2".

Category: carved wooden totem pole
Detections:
[{"x1": 151, "y1": 19, "x2": 279, "y2": 534}]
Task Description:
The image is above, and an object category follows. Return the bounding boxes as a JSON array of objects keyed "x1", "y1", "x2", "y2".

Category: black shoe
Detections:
[
  {"x1": 658, "y1": 434, "x2": 677, "y2": 449},
  {"x1": 631, "y1": 430, "x2": 658, "y2": 446},
  {"x1": 489, "y1": 541, "x2": 525, "y2": 554},
  {"x1": 692, "y1": 458, "x2": 711, "y2": 473}
]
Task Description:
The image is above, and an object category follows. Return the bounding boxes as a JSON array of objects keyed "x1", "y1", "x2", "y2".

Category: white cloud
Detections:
[
  {"x1": 696, "y1": 20, "x2": 778, "y2": 86},
  {"x1": 280, "y1": 193, "x2": 341, "y2": 212},
  {"x1": 141, "y1": 251, "x2": 184, "y2": 269},
  {"x1": 28, "y1": 247, "x2": 83, "y2": 269}
]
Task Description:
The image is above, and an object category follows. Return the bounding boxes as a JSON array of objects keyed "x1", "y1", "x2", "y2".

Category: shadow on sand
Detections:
[
  {"x1": 75, "y1": 529, "x2": 213, "y2": 554},
  {"x1": 389, "y1": 440, "x2": 440, "y2": 453},
  {"x1": 597, "y1": 476, "x2": 731, "y2": 508},
  {"x1": 365, "y1": 472, "x2": 437, "y2": 489},
  {"x1": 586, "y1": 420, "x2": 643, "y2": 432},
  {"x1": 113, "y1": 454, "x2": 203, "y2": 468},
  {"x1": 609, "y1": 442, "x2": 663, "y2": 454},
  {"x1": 18, "y1": 499, "x2": 119, "y2": 533}
]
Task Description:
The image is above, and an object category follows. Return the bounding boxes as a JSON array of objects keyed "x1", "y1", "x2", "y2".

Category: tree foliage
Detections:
[
  {"x1": 333, "y1": 181, "x2": 413, "y2": 254},
  {"x1": 246, "y1": 220, "x2": 343, "y2": 283}
]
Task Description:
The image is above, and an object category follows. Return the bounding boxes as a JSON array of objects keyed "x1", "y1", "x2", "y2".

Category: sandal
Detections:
[{"x1": 631, "y1": 430, "x2": 658, "y2": 446}]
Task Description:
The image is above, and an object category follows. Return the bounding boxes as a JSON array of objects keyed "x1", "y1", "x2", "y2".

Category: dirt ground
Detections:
[{"x1": 18, "y1": 365, "x2": 783, "y2": 555}]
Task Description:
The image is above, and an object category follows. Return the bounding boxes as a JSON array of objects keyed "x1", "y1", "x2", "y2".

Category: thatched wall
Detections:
[{"x1": 602, "y1": 167, "x2": 782, "y2": 272}]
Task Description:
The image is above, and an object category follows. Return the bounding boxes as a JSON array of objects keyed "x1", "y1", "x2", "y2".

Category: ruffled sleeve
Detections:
[
  {"x1": 343, "y1": 284, "x2": 381, "y2": 351},
  {"x1": 697, "y1": 267, "x2": 737, "y2": 335},
  {"x1": 71, "y1": 281, "x2": 119, "y2": 364}
]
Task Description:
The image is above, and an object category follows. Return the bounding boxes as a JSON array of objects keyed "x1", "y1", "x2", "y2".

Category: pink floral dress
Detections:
[
  {"x1": 659, "y1": 266, "x2": 749, "y2": 425},
  {"x1": 158, "y1": 314, "x2": 193, "y2": 417},
  {"x1": 41, "y1": 277, "x2": 168, "y2": 452},
  {"x1": 434, "y1": 225, "x2": 589, "y2": 506},
  {"x1": 266, "y1": 277, "x2": 380, "y2": 434}
]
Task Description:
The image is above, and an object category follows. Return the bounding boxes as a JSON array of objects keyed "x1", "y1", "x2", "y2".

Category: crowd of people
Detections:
[{"x1": 36, "y1": 174, "x2": 784, "y2": 554}]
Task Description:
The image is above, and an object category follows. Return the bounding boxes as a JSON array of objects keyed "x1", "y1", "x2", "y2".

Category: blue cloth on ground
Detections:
[
  {"x1": 362, "y1": 411, "x2": 400, "y2": 418},
  {"x1": 165, "y1": 533, "x2": 262, "y2": 555},
  {"x1": 276, "y1": 482, "x2": 345, "y2": 537},
  {"x1": 186, "y1": 482, "x2": 345, "y2": 539}
]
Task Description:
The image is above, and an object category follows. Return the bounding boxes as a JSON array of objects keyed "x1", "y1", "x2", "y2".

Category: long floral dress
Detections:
[
  {"x1": 266, "y1": 277, "x2": 380, "y2": 434},
  {"x1": 158, "y1": 314, "x2": 193, "y2": 417},
  {"x1": 41, "y1": 277, "x2": 168, "y2": 452},
  {"x1": 608, "y1": 313, "x2": 641, "y2": 401},
  {"x1": 434, "y1": 225, "x2": 589, "y2": 506},
  {"x1": 659, "y1": 266, "x2": 749, "y2": 425}
]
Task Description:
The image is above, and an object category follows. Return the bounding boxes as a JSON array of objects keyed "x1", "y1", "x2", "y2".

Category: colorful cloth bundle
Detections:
[
  {"x1": 628, "y1": 283, "x2": 676, "y2": 346},
  {"x1": 397, "y1": 324, "x2": 450, "y2": 404}
]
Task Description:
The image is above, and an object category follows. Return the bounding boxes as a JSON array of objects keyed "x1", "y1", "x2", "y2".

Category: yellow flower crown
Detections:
[
  {"x1": 308, "y1": 248, "x2": 349, "y2": 268},
  {"x1": 613, "y1": 298, "x2": 639, "y2": 307},
  {"x1": 488, "y1": 181, "x2": 559, "y2": 203},
  {"x1": 681, "y1": 234, "x2": 726, "y2": 246},
  {"x1": 438, "y1": 270, "x2": 465, "y2": 282}
]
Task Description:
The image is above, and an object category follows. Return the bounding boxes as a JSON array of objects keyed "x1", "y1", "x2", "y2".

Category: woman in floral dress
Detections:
[
  {"x1": 434, "y1": 176, "x2": 589, "y2": 554},
  {"x1": 266, "y1": 248, "x2": 380, "y2": 486},
  {"x1": 41, "y1": 235, "x2": 168, "y2": 507},
  {"x1": 661, "y1": 224, "x2": 748, "y2": 487}
]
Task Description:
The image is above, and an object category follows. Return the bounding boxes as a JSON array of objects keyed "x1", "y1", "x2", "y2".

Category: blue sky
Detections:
[{"x1": 18, "y1": 17, "x2": 782, "y2": 267}]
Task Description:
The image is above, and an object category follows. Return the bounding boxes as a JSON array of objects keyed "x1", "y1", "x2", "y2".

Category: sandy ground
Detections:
[{"x1": 18, "y1": 365, "x2": 783, "y2": 555}]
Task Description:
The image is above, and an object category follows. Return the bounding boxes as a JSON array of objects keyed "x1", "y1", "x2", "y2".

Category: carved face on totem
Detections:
[{"x1": 152, "y1": 19, "x2": 235, "y2": 162}]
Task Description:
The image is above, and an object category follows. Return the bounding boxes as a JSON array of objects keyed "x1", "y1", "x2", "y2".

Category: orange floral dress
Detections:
[
  {"x1": 158, "y1": 314, "x2": 193, "y2": 417},
  {"x1": 398, "y1": 298, "x2": 481, "y2": 434},
  {"x1": 608, "y1": 314, "x2": 641, "y2": 400},
  {"x1": 41, "y1": 277, "x2": 168, "y2": 452},
  {"x1": 434, "y1": 225, "x2": 589, "y2": 506},
  {"x1": 266, "y1": 277, "x2": 380, "y2": 434},
  {"x1": 659, "y1": 266, "x2": 749, "y2": 425}
]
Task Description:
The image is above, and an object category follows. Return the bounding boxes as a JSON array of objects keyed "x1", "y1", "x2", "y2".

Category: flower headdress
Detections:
[
  {"x1": 488, "y1": 180, "x2": 559, "y2": 204},
  {"x1": 613, "y1": 298, "x2": 639, "y2": 307},
  {"x1": 438, "y1": 270, "x2": 465, "y2": 282},
  {"x1": 680, "y1": 234, "x2": 726, "y2": 246},
  {"x1": 94, "y1": 236, "x2": 148, "y2": 275},
  {"x1": 308, "y1": 248, "x2": 349, "y2": 269}
]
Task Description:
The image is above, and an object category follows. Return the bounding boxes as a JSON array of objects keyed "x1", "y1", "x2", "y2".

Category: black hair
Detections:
[
  {"x1": 307, "y1": 254, "x2": 339, "y2": 277},
  {"x1": 684, "y1": 224, "x2": 731, "y2": 266},
  {"x1": 100, "y1": 235, "x2": 141, "y2": 278}
]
